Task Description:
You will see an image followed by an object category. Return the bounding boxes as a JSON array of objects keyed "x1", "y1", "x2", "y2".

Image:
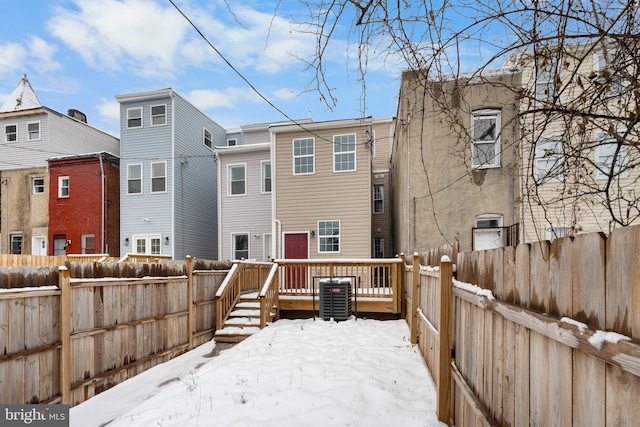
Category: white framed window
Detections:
[
  {"x1": 318, "y1": 220, "x2": 340, "y2": 253},
  {"x1": 374, "y1": 238, "x2": 384, "y2": 258},
  {"x1": 58, "y1": 176, "x2": 69, "y2": 198},
  {"x1": 593, "y1": 50, "x2": 626, "y2": 96},
  {"x1": 10, "y1": 234, "x2": 22, "y2": 254},
  {"x1": 534, "y1": 136, "x2": 564, "y2": 182},
  {"x1": 4, "y1": 124, "x2": 17, "y2": 142},
  {"x1": 293, "y1": 138, "x2": 314, "y2": 175},
  {"x1": 595, "y1": 140, "x2": 628, "y2": 180},
  {"x1": 150, "y1": 104, "x2": 166, "y2": 126},
  {"x1": 126, "y1": 107, "x2": 142, "y2": 129},
  {"x1": 228, "y1": 164, "x2": 246, "y2": 195},
  {"x1": 333, "y1": 133, "x2": 356, "y2": 172},
  {"x1": 472, "y1": 110, "x2": 501, "y2": 168},
  {"x1": 227, "y1": 138, "x2": 237, "y2": 147},
  {"x1": 127, "y1": 163, "x2": 143, "y2": 194},
  {"x1": 261, "y1": 161, "x2": 272, "y2": 193},
  {"x1": 32, "y1": 177, "x2": 45, "y2": 194},
  {"x1": 204, "y1": 128, "x2": 212, "y2": 149},
  {"x1": 133, "y1": 235, "x2": 161, "y2": 255},
  {"x1": 81, "y1": 234, "x2": 96, "y2": 254},
  {"x1": 151, "y1": 161, "x2": 167, "y2": 193},
  {"x1": 27, "y1": 121, "x2": 40, "y2": 140},
  {"x1": 373, "y1": 185, "x2": 384, "y2": 213},
  {"x1": 232, "y1": 233, "x2": 249, "y2": 260},
  {"x1": 546, "y1": 224, "x2": 572, "y2": 241},
  {"x1": 535, "y1": 57, "x2": 558, "y2": 102}
]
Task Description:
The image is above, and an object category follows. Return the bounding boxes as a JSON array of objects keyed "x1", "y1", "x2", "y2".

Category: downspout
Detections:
[
  {"x1": 169, "y1": 91, "x2": 176, "y2": 258},
  {"x1": 99, "y1": 153, "x2": 105, "y2": 254},
  {"x1": 270, "y1": 128, "x2": 280, "y2": 260},
  {"x1": 406, "y1": 113, "x2": 411, "y2": 255}
]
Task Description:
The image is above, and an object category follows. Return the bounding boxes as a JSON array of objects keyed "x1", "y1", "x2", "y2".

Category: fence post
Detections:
[
  {"x1": 186, "y1": 256, "x2": 193, "y2": 350},
  {"x1": 410, "y1": 253, "x2": 420, "y2": 344},
  {"x1": 437, "y1": 257, "x2": 454, "y2": 424},
  {"x1": 58, "y1": 266, "x2": 71, "y2": 405}
]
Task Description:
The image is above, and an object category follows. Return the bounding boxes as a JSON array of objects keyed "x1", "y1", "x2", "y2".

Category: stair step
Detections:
[
  {"x1": 225, "y1": 317, "x2": 261, "y2": 327},
  {"x1": 236, "y1": 301, "x2": 260, "y2": 309},
  {"x1": 230, "y1": 309, "x2": 260, "y2": 317}
]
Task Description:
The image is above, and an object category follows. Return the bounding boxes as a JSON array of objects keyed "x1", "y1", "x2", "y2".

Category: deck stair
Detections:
[{"x1": 214, "y1": 292, "x2": 265, "y2": 343}]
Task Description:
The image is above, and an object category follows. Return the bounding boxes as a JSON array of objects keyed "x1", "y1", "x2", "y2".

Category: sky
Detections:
[
  {"x1": 69, "y1": 318, "x2": 447, "y2": 427},
  {"x1": 0, "y1": 0, "x2": 402, "y2": 137}
]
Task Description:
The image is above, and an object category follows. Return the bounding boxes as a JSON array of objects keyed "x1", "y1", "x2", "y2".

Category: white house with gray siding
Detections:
[{"x1": 115, "y1": 88, "x2": 225, "y2": 260}]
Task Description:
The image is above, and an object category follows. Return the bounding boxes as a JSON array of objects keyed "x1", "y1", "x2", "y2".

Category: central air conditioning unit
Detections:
[{"x1": 319, "y1": 277, "x2": 352, "y2": 321}]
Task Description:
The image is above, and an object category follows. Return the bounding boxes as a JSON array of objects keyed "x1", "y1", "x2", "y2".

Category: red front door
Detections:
[{"x1": 284, "y1": 233, "x2": 308, "y2": 289}]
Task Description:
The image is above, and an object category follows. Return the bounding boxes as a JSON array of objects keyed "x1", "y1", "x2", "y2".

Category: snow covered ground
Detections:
[{"x1": 70, "y1": 318, "x2": 446, "y2": 427}]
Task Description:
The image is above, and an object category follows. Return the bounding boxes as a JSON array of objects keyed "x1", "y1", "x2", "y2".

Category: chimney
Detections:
[{"x1": 68, "y1": 109, "x2": 87, "y2": 123}]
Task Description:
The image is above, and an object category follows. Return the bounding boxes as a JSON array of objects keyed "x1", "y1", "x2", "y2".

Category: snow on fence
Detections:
[
  {"x1": 407, "y1": 225, "x2": 640, "y2": 426},
  {"x1": 0, "y1": 257, "x2": 230, "y2": 406}
]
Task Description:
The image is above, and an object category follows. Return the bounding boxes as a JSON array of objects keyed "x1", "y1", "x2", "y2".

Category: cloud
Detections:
[
  {"x1": 28, "y1": 36, "x2": 62, "y2": 73},
  {"x1": 185, "y1": 87, "x2": 262, "y2": 110},
  {"x1": 97, "y1": 98, "x2": 121, "y2": 122},
  {"x1": 0, "y1": 42, "x2": 28, "y2": 77}
]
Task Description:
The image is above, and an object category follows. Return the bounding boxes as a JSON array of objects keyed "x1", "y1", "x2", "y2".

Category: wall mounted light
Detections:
[
  {"x1": 164, "y1": 237, "x2": 170, "y2": 245},
  {"x1": 310, "y1": 230, "x2": 316, "y2": 238},
  {"x1": 124, "y1": 238, "x2": 129, "y2": 246}
]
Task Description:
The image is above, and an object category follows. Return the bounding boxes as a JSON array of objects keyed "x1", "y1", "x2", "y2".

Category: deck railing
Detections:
[{"x1": 258, "y1": 263, "x2": 280, "y2": 328}]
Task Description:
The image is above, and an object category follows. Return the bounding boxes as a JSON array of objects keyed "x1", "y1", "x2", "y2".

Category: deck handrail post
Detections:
[
  {"x1": 437, "y1": 258, "x2": 454, "y2": 424},
  {"x1": 59, "y1": 266, "x2": 71, "y2": 405},
  {"x1": 186, "y1": 256, "x2": 194, "y2": 350},
  {"x1": 410, "y1": 253, "x2": 420, "y2": 344}
]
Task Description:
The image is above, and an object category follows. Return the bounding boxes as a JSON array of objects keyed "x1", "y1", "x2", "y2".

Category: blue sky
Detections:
[{"x1": 0, "y1": 0, "x2": 402, "y2": 136}]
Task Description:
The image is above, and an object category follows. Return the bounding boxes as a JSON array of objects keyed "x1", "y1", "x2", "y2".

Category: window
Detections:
[
  {"x1": 595, "y1": 140, "x2": 628, "y2": 180},
  {"x1": 593, "y1": 50, "x2": 627, "y2": 96},
  {"x1": 262, "y1": 161, "x2": 272, "y2": 193},
  {"x1": 546, "y1": 225, "x2": 572, "y2": 241},
  {"x1": 134, "y1": 235, "x2": 161, "y2": 255},
  {"x1": 150, "y1": 105, "x2": 166, "y2": 126},
  {"x1": 535, "y1": 57, "x2": 558, "y2": 102},
  {"x1": 373, "y1": 185, "x2": 384, "y2": 214},
  {"x1": 229, "y1": 164, "x2": 246, "y2": 195},
  {"x1": 318, "y1": 220, "x2": 340, "y2": 253},
  {"x1": 10, "y1": 234, "x2": 22, "y2": 254},
  {"x1": 334, "y1": 134, "x2": 356, "y2": 172},
  {"x1": 127, "y1": 164, "x2": 142, "y2": 194},
  {"x1": 27, "y1": 122, "x2": 40, "y2": 140},
  {"x1": 127, "y1": 107, "x2": 142, "y2": 128},
  {"x1": 232, "y1": 233, "x2": 249, "y2": 260},
  {"x1": 151, "y1": 161, "x2": 166, "y2": 193},
  {"x1": 293, "y1": 138, "x2": 314, "y2": 174},
  {"x1": 58, "y1": 176, "x2": 69, "y2": 198},
  {"x1": 227, "y1": 138, "x2": 237, "y2": 147},
  {"x1": 32, "y1": 177, "x2": 45, "y2": 194},
  {"x1": 82, "y1": 234, "x2": 96, "y2": 254},
  {"x1": 473, "y1": 215, "x2": 505, "y2": 250},
  {"x1": 472, "y1": 110, "x2": 501, "y2": 168},
  {"x1": 374, "y1": 238, "x2": 384, "y2": 258},
  {"x1": 534, "y1": 136, "x2": 564, "y2": 182},
  {"x1": 5, "y1": 124, "x2": 17, "y2": 142},
  {"x1": 204, "y1": 129, "x2": 212, "y2": 149}
]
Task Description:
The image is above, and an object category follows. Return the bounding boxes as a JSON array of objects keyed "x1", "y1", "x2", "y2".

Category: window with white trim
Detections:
[
  {"x1": 127, "y1": 107, "x2": 142, "y2": 128},
  {"x1": 151, "y1": 161, "x2": 166, "y2": 193},
  {"x1": 373, "y1": 185, "x2": 384, "y2": 213},
  {"x1": 374, "y1": 238, "x2": 384, "y2": 258},
  {"x1": 595, "y1": 139, "x2": 628, "y2": 180},
  {"x1": 127, "y1": 164, "x2": 142, "y2": 194},
  {"x1": 33, "y1": 177, "x2": 45, "y2": 194},
  {"x1": 293, "y1": 138, "x2": 314, "y2": 174},
  {"x1": 27, "y1": 121, "x2": 40, "y2": 140},
  {"x1": 204, "y1": 128, "x2": 212, "y2": 149},
  {"x1": 150, "y1": 105, "x2": 166, "y2": 126},
  {"x1": 333, "y1": 133, "x2": 356, "y2": 172},
  {"x1": 229, "y1": 164, "x2": 246, "y2": 195},
  {"x1": 4, "y1": 124, "x2": 17, "y2": 142},
  {"x1": 82, "y1": 234, "x2": 96, "y2": 254},
  {"x1": 232, "y1": 233, "x2": 249, "y2": 259},
  {"x1": 534, "y1": 136, "x2": 564, "y2": 182},
  {"x1": 227, "y1": 138, "x2": 237, "y2": 147},
  {"x1": 546, "y1": 225, "x2": 572, "y2": 241},
  {"x1": 262, "y1": 161, "x2": 272, "y2": 193},
  {"x1": 58, "y1": 176, "x2": 69, "y2": 198},
  {"x1": 593, "y1": 50, "x2": 627, "y2": 96},
  {"x1": 535, "y1": 57, "x2": 558, "y2": 102},
  {"x1": 134, "y1": 235, "x2": 161, "y2": 255},
  {"x1": 472, "y1": 110, "x2": 501, "y2": 168},
  {"x1": 318, "y1": 220, "x2": 340, "y2": 253}
]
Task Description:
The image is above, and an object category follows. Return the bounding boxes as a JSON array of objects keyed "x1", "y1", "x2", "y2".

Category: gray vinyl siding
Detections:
[
  {"x1": 274, "y1": 125, "x2": 372, "y2": 259},
  {"x1": 219, "y1": 148, "x2": 271, "y2": 261},
  {"x1": 0, "y1": 109, "x2": 119, "y2": 170}
]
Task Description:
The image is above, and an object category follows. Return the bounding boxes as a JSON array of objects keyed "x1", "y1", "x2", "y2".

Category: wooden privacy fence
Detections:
[
  {"x1": 0, "y1": 257, "x2": 230, "y2": 406},
  {"x1": 408, "y1": 225, "x2": 640, "y2": 426}
]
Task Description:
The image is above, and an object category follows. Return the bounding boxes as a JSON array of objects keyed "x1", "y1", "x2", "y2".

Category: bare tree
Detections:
[{"x1": 293, "y1": 0, "x2": 640, "y2": 239}]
